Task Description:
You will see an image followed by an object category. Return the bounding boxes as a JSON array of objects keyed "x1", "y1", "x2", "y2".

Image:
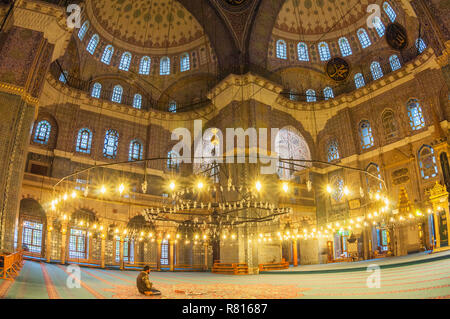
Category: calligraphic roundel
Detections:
[
  {"x1": 326, "y1": 57, "x2": 350, "y2": 82},
  {"x1": 386, "y1": 23, "x2": 408, "y2": 51}
]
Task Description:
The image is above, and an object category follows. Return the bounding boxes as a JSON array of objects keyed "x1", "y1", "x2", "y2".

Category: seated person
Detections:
[{"x1": 136, "y1": 265, "x2": 160, "y2": 296}]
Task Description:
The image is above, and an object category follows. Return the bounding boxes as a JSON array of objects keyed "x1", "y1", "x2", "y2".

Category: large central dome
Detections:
[{"x1": 86, "y1": 0, "x2": 205, "y2": 49}]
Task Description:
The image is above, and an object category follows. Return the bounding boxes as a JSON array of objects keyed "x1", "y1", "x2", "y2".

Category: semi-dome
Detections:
[{"x1": 85, "y1": 0, "x2": 208, "y2": 53}]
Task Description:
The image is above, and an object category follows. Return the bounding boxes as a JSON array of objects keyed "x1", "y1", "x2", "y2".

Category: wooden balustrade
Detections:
[{"x1": 0, "y1": 250, "x2": 24, "y2": 281}]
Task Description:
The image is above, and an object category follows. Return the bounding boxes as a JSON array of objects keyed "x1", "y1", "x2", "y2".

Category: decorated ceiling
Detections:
[
  {"x1": 274, "y1": 0, "x2": 373, "y2": 37},
  {"x1": 86, "y1": 0, "x2": 205, "y2": 49}
]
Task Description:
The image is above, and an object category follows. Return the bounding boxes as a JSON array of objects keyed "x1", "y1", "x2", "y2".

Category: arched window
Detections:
[
  {"x1": 111, "y1": 85, "x2": 123, "y2": 103},
  {"x1": 323, "y1": 87, "x2": 334, "y2": 100},
  {"x1": 373, "y1": 17, "x2": 385, "y2": 37},
  {"x1": 318, "y1": 42, "x2": 331, "y2": 61},
  {"x1": 103, "y1": 129, "x2": 119, "y2": 159},
  {"x1": 101, "y1": 45, "x2": 114, "y2": 65},
  {"x1": 160, "y1": 57, "x2": 170, "y2": 75},
  {"x1": 119, "y1": 52, "x2": 132, "y2": 71},
  {"x1": 306, "y1": 89, "x2": 316, "y2": 102},
  {"x1": 418, "y1": 145, "x2": 438, "y2": 180},
  {"x1": 289, "y1": 89, "x2": 298, "y2": 101},
  {"x1": 161, "y1": 239, "x2": 169, "y2": 265},
  {"x1": 330, "y1": 175, "x2": 344, "y2": 202},
  {"x1": 133, "y1": 94, "x2": 142, "y2": 109},
  {"x1": 366, "y1": 163, "x2": 382, "y2": 193},
  {"x1": 327, "y1": 139, "x2": 340, "y2": 162},
  {"x1": 139, "y1": 56, "x2": 151, "y2": 75},
  {"x1": 167, "y1": 150, "x2": 180, "y2": 171},
  {"x1": 276, "y1": 40, "x2": 287, "y2": 59},
  {"x1": 297, "y1": 42, "x2": 309, "y2": 61},
  {"x1": 129, "y1": 139, "x2": 143, "y2": 161},
  {"x1": 338, "y1": 37, "x2": 352, "y2": 56},
  {"x1": 78, "y1": 21, "x2": 89, "y2": 40},
  {"x1": 370, "y1": 61, "x2": 383, "y2": 80},
  {"x1": 115, "y1": 237, "x2": 134, "y2": 263},
  {"x1": 59, "y1": 71, "x2": 68, "y2": 83},
  {"x1": 91, "y1": 82, "x2": 102, "y2": 98},
  {"x1": 357, "y1": 28, "x2": 372, "y2": 48},
  {"x1": 354, "y1": 73, "x2": 366, "y2": 89},
  {"x1": 275, "y1": 127, "x2": 312, "y2": 181},
  {"x1": 180, "y1": 53, "x2": 190, "y2": 72},
  {"x1": 407, "y1": 99, "x2": 425, "y2": 130},
  {"x1": 76, "y1": 128, "x2": 92, "y2": 154},
  {"x1": 169, "y1": 101, "x2": 177, "y2": 113},
  {"x1": 381, "y1": 110, "x2": 398, "y2": 140},
  {"x1": 389, "y1": 54, "x2": 401, "y2": 71},
  {"x1": 34, "y1": 120, "x2": 51, "y2": 145},
  {"x1": 416, "y1": 38, "x2": 427, "y2": 53},
  {"x1": 383, "y1": 2, "x2": 397, "y2": 22},
  {"x1": 86, "y1": 34, "x2": 99, "y2": 54},
  {"x1": 359, "y1": 120, "x2": 374, "y2": 149}
]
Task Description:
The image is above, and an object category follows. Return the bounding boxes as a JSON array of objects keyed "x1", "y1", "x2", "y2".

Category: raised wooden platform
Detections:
[
  {"x1": 212, "y1": 262, "x2": 248, "y2": 275},
  {"x1": 0, "y1": 250, "x2": 24, "y2": 281},
  {"x1": 259, "y1": 259, "x2": 290, "y2": 272}
]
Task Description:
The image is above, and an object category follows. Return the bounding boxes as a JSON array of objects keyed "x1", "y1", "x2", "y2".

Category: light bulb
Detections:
[
  {"x1": 197, "y1": 182, "x2": 204, "y2": 190},
  {"x1": 282, "y1": 183, "x2": 289, "y2": 193},
  {"x1": 118, "y1": 183, "x2": 125, "y2": 194},
  {"x1": 169, "y1": 181, "x2": 175, "y2": 190},
  {"x1": 100, "y1": 185, "x2": 107, "y2": 194},
  {"x1": 326, "y1": 185, "x2": 332, "y2": 194},
  {"x1": 255, "y1": 181, "x2": 262, "y2": 191}
]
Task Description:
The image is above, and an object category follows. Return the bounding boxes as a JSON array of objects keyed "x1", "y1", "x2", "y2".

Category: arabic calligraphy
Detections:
[
  {"x1": 386, "y1": 23, "x2": 408, "y2": 50},
  {"x1": 326, "y1": 58, "x2": 350, "y2": 82}
]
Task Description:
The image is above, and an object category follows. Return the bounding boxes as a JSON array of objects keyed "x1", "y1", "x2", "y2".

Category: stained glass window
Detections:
[
  {"x1": 21, "y1": 221, "x2": 43, "y2": 254},
  {"x1": 180, "y1": 53, "x2": 190, "y2": 72},
  {"x1": 167, "y1": 150, "x2": 180, "y2": 171},
  {"x1": 371, "y1": 61, "x2": 384, "y2": 80},
  {"x1": 389, "y1": 54, "x2": 401, "y2": 71},
  {"x1": 129, "y1": 139, "x2": 143, "y2": 161},
  {"x1": 139, "y1": 56, "x2": 151, "y2": 75},
  {"x1": 160, "y1": 57, "x2": 170, "y2": 75},
  {"x1": 418, "y1": 145, "x2": 438, "y2": 179},
  {"x1": 91, "y1": 82, "x2": 102, "y2": 98},
  {"x1": 297, "y1": 42, "x2": 309, "y2": 61},
  {"x1": 161, "y1": 239, "x2": 169, "y2": 265},
  {"x1": 306, "y1": 89, "x2": 316, "y2": 102},
  {"x1": 76, "y1": 128, "x2": 92, "y2": 154},
  {"x1": 169, "y1": 101, "x2": 177, "y2": 113},
  {"x1": 86, "y1": 34, "x2": 99, "y2": 54},
  {"x1": 373, "y1": 16, "x2": 385, "y2": 37},
  {"x1": 78, "y1": 21, "x2": 89, "y2": 40},
  {"x1": 383, "y1": 2, "x2": 397, "y2": 22},
  {"x1": 338, "y1": 37, "x2": 352, "y2": 56},
  {"x1": 416, "y1": 38, "x2": 427, "y2": 53},
  {"x1": 407, "y1": 99, "x2": 425, "y2": 130},
  {"x1": 133, "y1": 94, "x2": 142, "y2": 109},
  {"x1": 357, "y1": 28, "x2": 372, "y2": 48},
  {"x1": 276, "y1": 40, "x2": 287, "y2": 59},
  {"x1": 34, "y1": 120, "x2": 51, "y2": 145},
  {"x1": 111, "y1": 85, "x2": 123, "y2": 103},
  {"x1": 359, "y1": 120, "x2": 374, "y2": 149},
  {"x1": 318, "y1": 42, "x2": 331, "y2": 61},
  {"x1": 119, "y1": 52, "x2": 132, "y2": 71},
  {"x1": 101, "y1": 45, "x2": 114, "y2": 65},
  {"x1": 103, "y1": 129, "x2": 119, "y2": 159},
  {"x1": 324, "y1": 87, "x2": 334, "y2": 100},
  {"x1": 59, "y1": 71, "x2": 68, "y2": 83},
  {"x1": 354, "y1": 73, "x2": 366, "y2": 89},
  {"x1": 327, "y1": 139, "x2": 340, "y2": 162}
]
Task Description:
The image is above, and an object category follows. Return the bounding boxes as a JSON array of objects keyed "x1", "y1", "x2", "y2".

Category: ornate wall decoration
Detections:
[
  {"x1": 392, "y1": 168, "x2": 410, "y2": 185},
  {"x1": 326, "y1": 57, "x2": 350, "y2": 82},
  {"x1": 386, "y1": 23, "x2": 408, "y2": 51}
]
